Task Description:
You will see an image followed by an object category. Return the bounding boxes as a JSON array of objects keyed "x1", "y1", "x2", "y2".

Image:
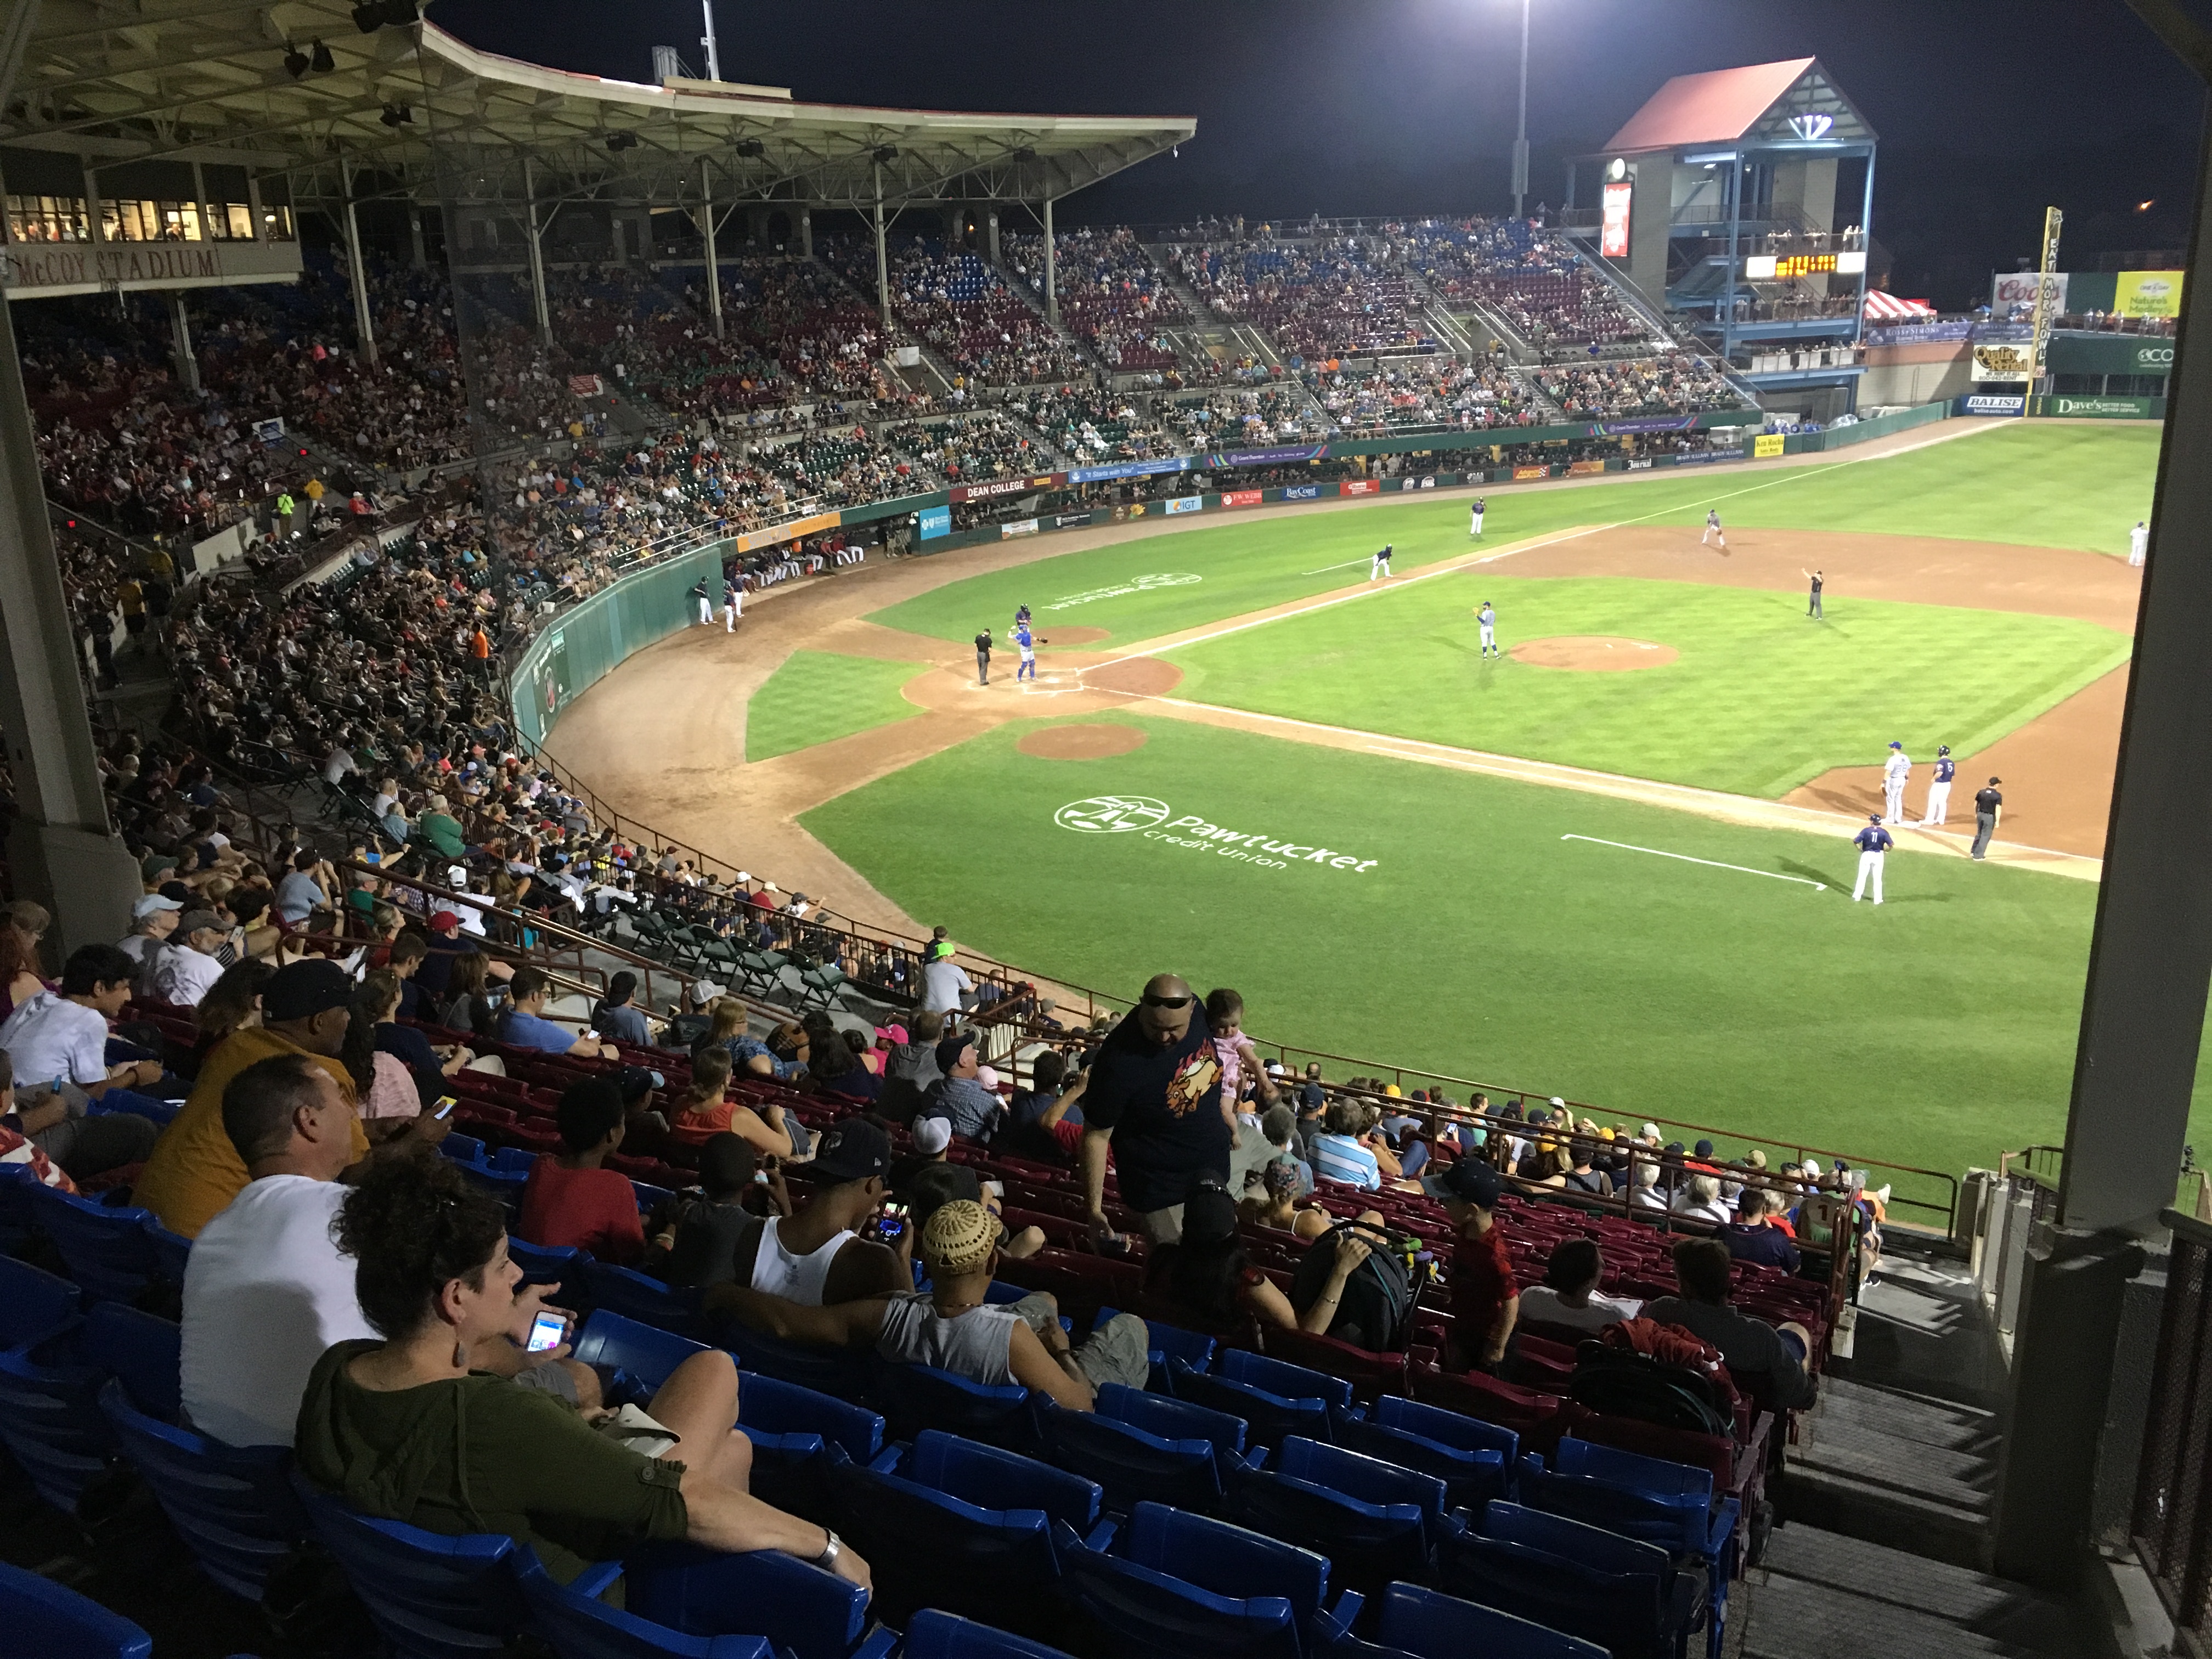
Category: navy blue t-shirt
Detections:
[
  {"x1": 1080, "y1": 1006, "x2": 1229, "y2": 1214},
  {"x1": 1720, "y1": 1222, "x2": 1802, "y2": 1273}
]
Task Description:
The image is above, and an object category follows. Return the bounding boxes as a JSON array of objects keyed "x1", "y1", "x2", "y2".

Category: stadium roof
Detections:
[
  {"x1": 1602, "y1": 57, "x2": 1875, "y2": 155},
  {"x1": 0, "y1": 2, "x2": 1194, "y2": 208}
]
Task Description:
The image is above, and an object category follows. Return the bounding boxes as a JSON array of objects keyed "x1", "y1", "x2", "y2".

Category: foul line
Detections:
[
  {"x1": 1302, "y1": 556, "x2": 1379, "y2": 574},
  {"x1": 1562, "y1": 834, "x2": 1826, "y2": 890}
]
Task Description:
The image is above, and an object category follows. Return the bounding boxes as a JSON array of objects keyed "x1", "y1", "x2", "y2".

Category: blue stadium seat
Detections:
[
  {"x1": 1376, "y1": 1395, "x2": 1520, "y2": 1463},
  {"x1": 508, "y1": 1238, "x2": 589, "y2": 1289},
  {"x1": 291, "y1": 1470, "x2": 619, "y2": 1659},
  {"x1": 623, "y1": 1541, "x2": 887, "y2": 1659},
  {"x1": 1348, "y1": 1581, "x2": 1608, "y2": 1659},
  {"x1": 1221, "y1": 1442, "x2": 1437, "y2": 1595},
  {"x1": 1064, "y1": 1501, "x2": 1358, "y2": 1659},
  {"x1": 716, "y1": 1322, "x2": 874, "y2": 1403},
  {"x1": 144, "y1": 1222, "x2": 192, "y2": 1292},
  {"x1": 87, "y1": 1090, "x2": 180, "y2": 1130},
  {"x1": 0, "y1": 1252, "x2": 81, "y2": 1349},
  {"x1": 1094, "y1": 1303, "x2": 1215, "y2": 1372},
  {"x1": 873, "y1": 1361, "x2": 1040, "y2": 1449},
  {"x1": 82, "y1": 1304, "x2": 181, "y2": 1424},
  {"x1": 439, "y1": 1133, "x2": 486, "y2": 1165},
  {"x1": 1328, "y1": 1412, "x2": 1509, "y2": 1513},
  {"x1": 1271, "y1": 1438, "x2": 1448, "y2": 1544},
  {"x1": 0, "y1": 1559, "x2": 153, "y2": 1658},
  {"x1": 1169, "y1": 1358, "x2": 1330, "y2": 1449},
  {"x1": 490, "y1": 1146, "x2": 540, "y2": 1173},
  {"x1": 736, "y1": 1372, "x2": 882, "y2": 1466},
  {"x1": 97, "y1": 1378, "x2": 302, "y2": 1603},
  {"x1": 0, "y1": 1164, "x2": 41, "y2": 1253},
  {"x1": 892, "y1": 1429, "x2": 1101, "y2": 1533},
  {"x1": 570, "y1": 1309, "x2": 709, "y2": 1402},
  {"x1": 1217, "y1": 1350, "x2": 1354, "y2": 1412},
  {"x1": 1040, "y1": 1397, "x2": 1234, "y2": 1514},
  {"x1": 900, "y1": 1609, "x2": 1075, "y2": 1659},
  {"x1": 0, "y1": 1304, "x2": 177, "y2": 1514},
  {"x1": 513, "y1": 1548, "x2": 775, "y2": 1658},
  {"x1": 1097, "y1": 1381, "x2": 1249, "y2": 1460},
  {"x1": 582, "y1": 1262, "x2": 701, "y2": 1336},
  {"x1": 29, "y1": 1186, "x2": 161, "y2": 1302},
  {"x1": 1432, "y1": 1502, "x2": 1697, "y2": 1659}
]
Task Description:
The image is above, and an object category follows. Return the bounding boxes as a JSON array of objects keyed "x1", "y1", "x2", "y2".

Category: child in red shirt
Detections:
[{"x1": 517, "y1": 1077, "x2": 644, "y2": 1265}]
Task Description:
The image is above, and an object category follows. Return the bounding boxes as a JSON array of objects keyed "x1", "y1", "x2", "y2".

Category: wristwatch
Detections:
[{"x1": 814, "y1": 1529, "x2": 843, "y2": 1572}]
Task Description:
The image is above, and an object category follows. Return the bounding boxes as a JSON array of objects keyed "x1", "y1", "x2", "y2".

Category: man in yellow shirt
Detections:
[{"x1": 136, "y1": 959, "x2": 443, "y2": 1238}]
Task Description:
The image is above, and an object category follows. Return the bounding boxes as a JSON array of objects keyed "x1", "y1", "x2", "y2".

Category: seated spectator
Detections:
[
  {"x1": 152, "y1": 909, "x2": 231, "y2": 1008},
  {"x1": 1644, "y1": 1237, "x2": 1816, "y2": 1410},
  {"x1": 810, "y1": 1028, "x2": 879, "y2": 1102},
  {"x1": 499, "y1": 967, "x2": 619, "y2": 1059},
  {"x1": 190, "y1": 959, "x2": 275, "y2": 1069},
  {"x1": 648, "y1": 1133, "x2": 775, "y2": 1289},
  {"x1": 716, "y1": 1119, "x2": 904, "y2": 1307},
  {"x1": 1239, "y1": 1158, "x2": 1329, "y2": 1240},
  {"x1": 1312, "y1": 1098, "x2": 1391, "y2": 1189},
  {"x1": 117, "y1": 894, "x2": 184, "y2": 993},
  {"x1": 518, "y1": 1079, "x2": 646, "y2": 1264},
  {"x1": 704, "y1": 1198, "x2": 1147, "y2": 1412},
  {"x1": 1421, "y1": 1158, "x2": 1519, "y2": 1373},
  {"x1": 888, "y1": 1113, "x2": 954, "y2": 1198},
  {"x1": 295, "y1": 1156, "x2": 870, "y2": 1592},
  {"x1": 1722, "y1": 1187, "x2": 1803, "y2": 1272},
  {"x1": 1627, "y1": 1156, "x2": 1670, "y2": 1212},
  {"x1": 1673, "y1": 1172, "x2": 1733, "y2": 1225},
  {"x1": 1147, "y1": 1184, "x2": 1369, "y2": 1339},
  {"x1": 0, "y1": 1049, "x2": 74, "y2": 1191},
  {"x1": 670, "y1": 1047, "x2": 793, "y2": 1159},
  {"x1": 341, "y1": 969, "x2": 431, "y2": 1133},
  {"x1": 589, "y1": 972, "x2": 656, "y2": 1048},
  {"x1": 0, "y1": 900, "x2": 52, "y2": 1017},
  {"x1": 433, "y1": 948, "x2": 498, "y2": 1035},
  {"x1": 1515, "y1": 1238, "x2": 1642, "y2": 1334},
  {"x1": 900, "y1": 1156, "x2": 1046, "y2": 1261},
  {"x1": 1562, "y1": 1138, "x2": 1614, "y2": 1195},
  {"x1": 0, "y1": 943, "x2": 162, "y2": 1178},
  {"x1": 694, "y1": 997, "x2": 800, "y2": 1082},
  {"x1": 919, "y1": 1031, "x2": 998, "y2": 1141},
  {"x1": 274, "y1": 849, "x2": 334, "y2": 929},
  {"x1": 417, "y1": 794, "x2": 467, "y2": 859},
  {"x1": 874, "y1": 1009, "x2": 945, "y2": 1124},
  {"x1": 1230, "y1": 1103, "x2": 1310, "y2": 1197}
]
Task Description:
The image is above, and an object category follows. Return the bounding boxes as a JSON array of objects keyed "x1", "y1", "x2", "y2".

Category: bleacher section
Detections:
[
  {"x1": 1304, "y1": 359, "x2": 1544, "y2": 436},
  {"x1": 1002, "y1": 228, "x2": 1189, "y2": 373},
  {"x1": 1174, "y1": 237, "x2": 1435, "y2": 361},
  {"x1": 826, "y1": 235, "x2": 1088, "y2": 388},
  {"x1": 1410, "y1": 219, "x2": 1650, "y2": 351}
]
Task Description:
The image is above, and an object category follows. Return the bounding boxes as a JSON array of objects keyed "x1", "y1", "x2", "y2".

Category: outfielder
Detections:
[
  {"x1": 1701, "y1": 509, "x2": 1726, "y2": 549},
  {"x1": 1882, "y1": 741, "x2": 1910, "y2": 825},
  {"x1": 1370, "y1": 543, "x2": 1394, "y2": 580},
  {"x1": 1922, "y1": 744, "x2": 1955, "y2": 825},
  {"x1": 1470, "y1": 497, "x2": 1487, "y2": 538},
  {"x1": 1015, "y1": 620, "x2": 1039, "y2": 681},
  {"x1": 2130, "y1": 520, "x2": 2149, "y2": 567},
  {"x1": 1477, "y1": 601, "x2": 1498, "y2": 658},
  {"x1": 1852, "y1": 814, "x2": 1894, "y2": 904}
]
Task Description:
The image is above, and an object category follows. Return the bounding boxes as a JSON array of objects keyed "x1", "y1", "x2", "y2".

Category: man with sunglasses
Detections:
[{"x1": 1080, "y1": 975, "x2": 1228, "y2": 1246}]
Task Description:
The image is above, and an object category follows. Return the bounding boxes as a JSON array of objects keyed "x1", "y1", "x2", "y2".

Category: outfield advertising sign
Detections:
[
  {"x1": 1753, "y1": 434, "x2": 1785, "y2": 458},
  {"x1": 917, "y1": 505, "x2": 950, "y2": 540},
  {"x1": 1221, "y1": 489, "x2": 1263, "y2": 507},
  {"x1": 1282, "y1": 484, "x2": 1322, "y2": 500},
  {"x1": 1000, "y1": 518, "x2": 1040, "y2": 539},
  {"x1": 2032, "y1": 394, "x2": 2165, "y2": 420},
  {"x1": 2115, "y1": 270, "x2": 2185, "y2": 318},
  {"x1": 1054, "y1": 795, "x2": 1379, "y2": 874},
  {"x1": 1958, "y1": 393, "x2": 2026, "y2": 416},
  {"x1": 1340, "y1": 479, "x2": 1380, "y2": 496},
  {"x1": 1163, "y1": 495, "x2": 1204, "y2": 515}
]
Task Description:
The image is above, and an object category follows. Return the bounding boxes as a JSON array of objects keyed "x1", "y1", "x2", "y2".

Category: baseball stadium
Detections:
[{"x1": 4, "y1": 2, "x2": 2211, "y2": 1656}]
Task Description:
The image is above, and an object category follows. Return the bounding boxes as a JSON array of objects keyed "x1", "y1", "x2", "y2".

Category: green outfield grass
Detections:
[
  {"x1": 1163, "y1": 574, "x2": 2131, "y2": 798},
  {"x1": 802, "y1": 713, "x2": 2204, "y2": 1201},
  {"x1": 743, "y1": 650, "x2": 926, "y2": 762},
  {"x1": 866, "y1": 421, "x2": 2158, "y2": 651}
]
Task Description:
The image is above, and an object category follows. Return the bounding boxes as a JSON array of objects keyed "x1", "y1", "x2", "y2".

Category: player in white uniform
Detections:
[
  {"x1": 1921, "y1": 745, "x2": 1955, "y2": 825},
  {"x1": 1476, "y1": 601, "x2": 1498, "y2": 658},
  {"x1": 1881, "y1": 741, "x2": 1910, "y2": 825},
  {"x1": 1370, "y1": 544, "x2": 1393, "y2": 580},
  {"x1": 1852, "y1": 815, "x2": 1894, "y2": 904},
  {"x1": 2130, "y1": 520, "x2": 2149, "y2": 567},
  {"x1": 722, "y1": 576, "x2": 741, "y2": 631},
  {"x1": 1470, "y1": 497, "x2": 1486, "y2": 538},
  {"x1": 1700, "y1": 509, "x2": 1725, "y2": 549}
]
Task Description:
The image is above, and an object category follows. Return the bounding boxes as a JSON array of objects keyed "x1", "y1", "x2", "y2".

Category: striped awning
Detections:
[{"x1": 1863, "y1": 290, "x2": 1937, "y2": 321}]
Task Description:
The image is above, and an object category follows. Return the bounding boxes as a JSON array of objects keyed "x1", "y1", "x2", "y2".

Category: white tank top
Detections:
[{"x1": 748, "y1": 1216, "x2": 855, "y2": 1307}]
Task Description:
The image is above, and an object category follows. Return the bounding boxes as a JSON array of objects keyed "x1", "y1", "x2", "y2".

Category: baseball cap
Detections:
[
  {"x1": 934, "y1": 1033, "x2": 976, "y2": 1074},
  {"x1": 809, "y1": 1118, "x2": 892, "y2": 1185},
  {"x1": 1888, "y1": 741, "x2": 1902, "y2": 749},
  {"x1": 920, "y1": 1199, "x2": 1000, "y2": 1275},
  {"x1": 1421, "y1": 1159, "x2": 1503, "y2": 1209},
  {"x1": 176, "y1": 909, "x2": 224, "y2": 937},
  {"x1": 132, "y1": 894, "x2": 183, "y2": 919},
  {"x1": 1548, "y1": 1097, "x2": 1566, "y2": 1110},
  {"x1": 691, "y1": 981, "x2": 726, "y2": 1003},
  {"x1": 261, "y1": 958, "x2": 355, "y2": 1022},
  {"x1": 903, "y1": 1160, "x2": 983, "y2": 1229},
  {"x1": 1694, "y1": 1139, "x2": 1715, "y2": 1159},
  {"x1": 1639, "y1": 1123, "x2": 1661, "y2": 1140},
  {"x1": 911, "y1": 1116, "x2": 953, "y2": 1156},
  {"x1": 428, "y1": 911, "x2": 464, "y2": 931},
  {"x1": 1181, "y1": 1185, "x2": 1241, "y2": 1246}
]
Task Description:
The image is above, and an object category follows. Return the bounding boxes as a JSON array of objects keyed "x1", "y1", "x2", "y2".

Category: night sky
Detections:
[{"x1": 427, "y1": 0, "x2": 2207, "y2": 310}]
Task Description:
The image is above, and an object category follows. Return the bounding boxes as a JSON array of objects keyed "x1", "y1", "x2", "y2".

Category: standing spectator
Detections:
[
  {"x1": 919, "y1": 947, "x2": 972, "y2": 1017},
  {"x1": 517, "y1": 1079, "x2": 645, "y2": 1263},
  {"x1": 1421, "y1": 1159, "x2": 1519, "y2": 1374},
  {"x1": 1080, "y1": 973, "x2": 1231, "y2": 1245}
]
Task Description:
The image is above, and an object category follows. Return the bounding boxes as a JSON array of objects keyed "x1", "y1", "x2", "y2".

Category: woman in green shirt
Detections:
[{"x1": 295, "y1": 1157, "x2": 870, "y2": 1593}]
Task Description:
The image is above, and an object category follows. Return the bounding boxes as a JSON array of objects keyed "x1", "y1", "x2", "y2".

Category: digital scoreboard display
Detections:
[{"x1": 1745, "y1": 250, "x2": 1866, "y2": 280}]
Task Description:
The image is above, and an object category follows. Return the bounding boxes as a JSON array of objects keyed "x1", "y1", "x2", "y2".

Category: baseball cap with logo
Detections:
[{"x1": 808, "y1": 1118, "x2": 892, "y2": 1185}]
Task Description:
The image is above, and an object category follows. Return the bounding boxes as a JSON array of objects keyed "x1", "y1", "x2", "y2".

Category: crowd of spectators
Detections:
[
  {"x1": 1533, "y1": 350, "x2": 1743, "y2": 419},
  {"x1": 825, "y1": 235, "x2": 1088, "y2": 388},
  {"x1": 1002, "y1": 384, "x2": 1176, "y2": 462},
  {"x1": 1002, "y1": 227, "x2": 1189, "y2": 373},
  {"x1": 1303, "y1": 358, "x2": 1543, "y2": 435},
  {"x1": 1159, "y1": 383, "x2": 1322, "y2": 448},
  {"x1": 1173, "y1": 236, "x2": 1432, "y2": 361},
  {"x1": 1409, "y1": 217, "x2": 1648, "y2": 350}
]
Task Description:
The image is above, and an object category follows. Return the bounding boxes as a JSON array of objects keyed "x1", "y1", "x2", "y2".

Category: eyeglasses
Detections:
[{"x1": 1141, "y1": 995, "x2": 1190, "y2": 1009}]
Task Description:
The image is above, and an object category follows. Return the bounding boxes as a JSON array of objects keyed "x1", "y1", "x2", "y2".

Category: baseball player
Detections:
[
  {"x1": 1470, "y1": 497, "x2": 1487, "y2": 538},
  {"x1": 1476, "y1": 601, "x2": 1498, "y2": 658},
  {"x1": 1882, "y1": 741, "x2": 1910, "y2": 825},
  {"x1": 1015, "y1": 619, "x2": 1038, "y2": 681},
  {"x1": 1370, "y1": 543, "x2": 1394, "y2": 580},
  {"x1": 722, "y1": 575, "x2": 742, "y2": 631},
  {"x1": 1803, "y1": 568, "x2": 1824, "y2": 619},
  {"x1": 1852, "y1": 814, "x2": 1894, "y2": 904},
  {"x1": 1015, "y1": 603, "x2": 1032, "y2": 626},
  {"x1": 2130, "y1": 520, "x2": 2149, "y2": 567},
  {"x1": 1701, "y1": 509, "x2": 1725, "y2": 549},
  {"x1": 1921, "y1": 744, "x2": 1955, "y2": 825},
  {"x1": 692, "y1": 577, "x2": 712, "y2": 625}
]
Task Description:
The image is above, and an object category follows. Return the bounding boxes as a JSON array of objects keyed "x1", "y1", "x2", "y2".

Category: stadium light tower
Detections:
[
  {"x1": 1511, "y1": 0, "x2": 1531, "y2": 218},
  {"x1": 700, "y1": 0, "x2": 722, "y2": 80}
]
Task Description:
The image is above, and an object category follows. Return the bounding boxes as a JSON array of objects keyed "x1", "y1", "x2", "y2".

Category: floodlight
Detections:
[
  {"x1": 734, "y1": 138, "x2": 764, "y2": 159},
  {"x1": 283, "y1": 44, "x2": 311, "y2": 78},
  {"x1": 309, "y1": 40, "x2": 336, "y2": 73}
]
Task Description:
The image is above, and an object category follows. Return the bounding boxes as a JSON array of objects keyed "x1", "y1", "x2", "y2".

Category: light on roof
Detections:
[
  {"x1": 309, "y1": 40, "x2": 336, "y2": 74},
  {"x1": 283, "y1": 44, "x2": 310, "y2": 78},
  {"x1": 735, "y1": 138, "x2": 765, "y2": 159}
]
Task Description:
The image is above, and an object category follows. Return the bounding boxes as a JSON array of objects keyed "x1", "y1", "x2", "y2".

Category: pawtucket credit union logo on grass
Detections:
[
  {"x1": 1053, "y1": 797, "x2": 1379, "y2": 874},
  {"x1": 1045, "y1": 573, "x2": 1201, "y2": 611}
]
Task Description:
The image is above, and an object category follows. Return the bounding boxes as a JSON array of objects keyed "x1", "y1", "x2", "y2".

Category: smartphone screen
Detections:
[
  {"x1": 524, "y1": 1310, "x2": 567, "y2": 1353},
  {"x1": 433, "y1": 1097, "x2": 457, "y2": 1120},
  {"x1": 878, "y1": 1201, "x2": 907, "y2": 1239}
]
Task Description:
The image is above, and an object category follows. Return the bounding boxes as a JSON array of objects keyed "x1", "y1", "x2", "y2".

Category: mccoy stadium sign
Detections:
[{"x1": 1054, "y1": 795, "x2": 1379, "y2": 874}]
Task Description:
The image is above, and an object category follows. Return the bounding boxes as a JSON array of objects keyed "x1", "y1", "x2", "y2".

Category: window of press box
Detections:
[{"x1": 6, "y1": 194, "x2": 90, "y2": 242}]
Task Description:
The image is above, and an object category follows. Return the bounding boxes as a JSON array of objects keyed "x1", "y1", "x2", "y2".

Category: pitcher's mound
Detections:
[
  {"x1": 1509, "y1": 636, "x2": 1678, "y2": 671},
  {"x1": 1039, "y1": 626, "x2": 1111, "y2": 646},
  {"x1": 1018, "y1": 723, "x2": 1149, "y2": 760}
]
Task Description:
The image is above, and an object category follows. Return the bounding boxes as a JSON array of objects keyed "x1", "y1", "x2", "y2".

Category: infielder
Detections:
[
  {"x1": 2130, "y1": 520, "x2": 2149, "y2": 567},
  {"x1": 1477, "y1": 600, "x2": 1498, "y2": 658},
  {"x1": 1922, "y1": 744, "x2": 1955, "y2": 825},
  {"x1": 1882, "y1": 741, "x2": 1910, "y2": 825},
  {"x1": 1701, "y1": 509, "x2": 1726, "y2": 549},
  {"x1": 1803, "y1": 567, "x2": 1824, "y2": 619},
  {"x1": 1470, "y1": 497, "x2": 1487, "y2": 538},
  {"x1": 1852, "y1": 814, "x2": 1894, "y2": 904},
  {"x1": 1370, "y1": 543, "x2": 1394, "y2": 580},
  {"x1": 1015, "y1": 620, "x2": 1039, "y2": 681}
]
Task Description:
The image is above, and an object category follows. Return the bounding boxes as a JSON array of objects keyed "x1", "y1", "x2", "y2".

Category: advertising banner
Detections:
[
  {"x1": 1864, "y1": 320, "x2": 1974, "y2": 347},
  {"x1": 2115, "y1": 270, "x2": 2186, "y2": 318},
  {"x1": 1626, "y1": 458, "x2": 1656, "y2": 470},
  {"x1": 1601, "y1": 181, "x2": 1633, "y2": 259},
  {"x1": 950, "y1": 473, "x2": 1063, "y2": 503},
  {"x1": 1052, "y1": 511, "x2": 1095, "y2": 529},
  {"x1": 1221, "y1": 489, "x2": 1263, "y2": 507},
  {"x1": 1340, "y1": 479, "x2": 1380, "y2": 496},
  {"x1": 1594, "y1": 415, "x2": 1696, "y2": 435},
  {"x1": 1282, "y1": 484, "x2": 1322, "y2": 500},
  {"x1": 1991, "y1": 272, "x2": 2067, "y2": 313},
  {"x1": 2046, "y1": 334, "x2": 2174, "y2": 377},
  {"x1": 1957, "y1": 392, "x2": 2025, "y2": 416},
  {"x1": 1205, "y1": 444, "x2": 1329, "y2": 469},
  {"x1": 917, "y1": 505, "x2": 951, "y2": 540},
  {"x1": 2032, "y1": 393, "x2": 2166, "y2": 419},
  {"x1": 1163, "y1": 495, "x2": 1204, "y2": 515},
  {"x1": 1068, "y1": 457, "x2": 1190, "y2": 484},
  {"x1": 735, "y1": 511, "x2": 839, "y2": 552},
  {"x1": 1000, "y1": 518, "x2": 1040, "y2": 539},
  {"x1": 1753, "y1": 434, "x2": 1785, "y2": 458},
  {"x1": 1674, "y1": 449, "x2": 1728, "y2": 463},
  {"x1": 1512, "y1": 465, "x2": 1548, "y2": 481},
  {"x1": 1969, "y1": 340, "x2": 2037, "y2": 381},
  {"x1": 1567, "y1": 459, "x2": 1609, "y2": 476}
]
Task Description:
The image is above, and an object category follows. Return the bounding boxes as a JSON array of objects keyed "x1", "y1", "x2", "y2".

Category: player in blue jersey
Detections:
[
  {"x1": 1852, "y1": 814, "x2": 1894, "y2": 904},
  {"x1": 1921, "y1": 745, "x2": 1955, "y2": 826}
]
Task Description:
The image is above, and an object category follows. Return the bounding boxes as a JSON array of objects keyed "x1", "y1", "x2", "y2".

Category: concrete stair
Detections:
[{"x1": 1743, "y1": 1529, "x2": 2090, "y2": 1659}]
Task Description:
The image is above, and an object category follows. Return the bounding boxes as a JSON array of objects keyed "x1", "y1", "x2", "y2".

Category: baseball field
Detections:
[{"x1": 550, "y1": 417, "x2": 2191, "y2": 1210}]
